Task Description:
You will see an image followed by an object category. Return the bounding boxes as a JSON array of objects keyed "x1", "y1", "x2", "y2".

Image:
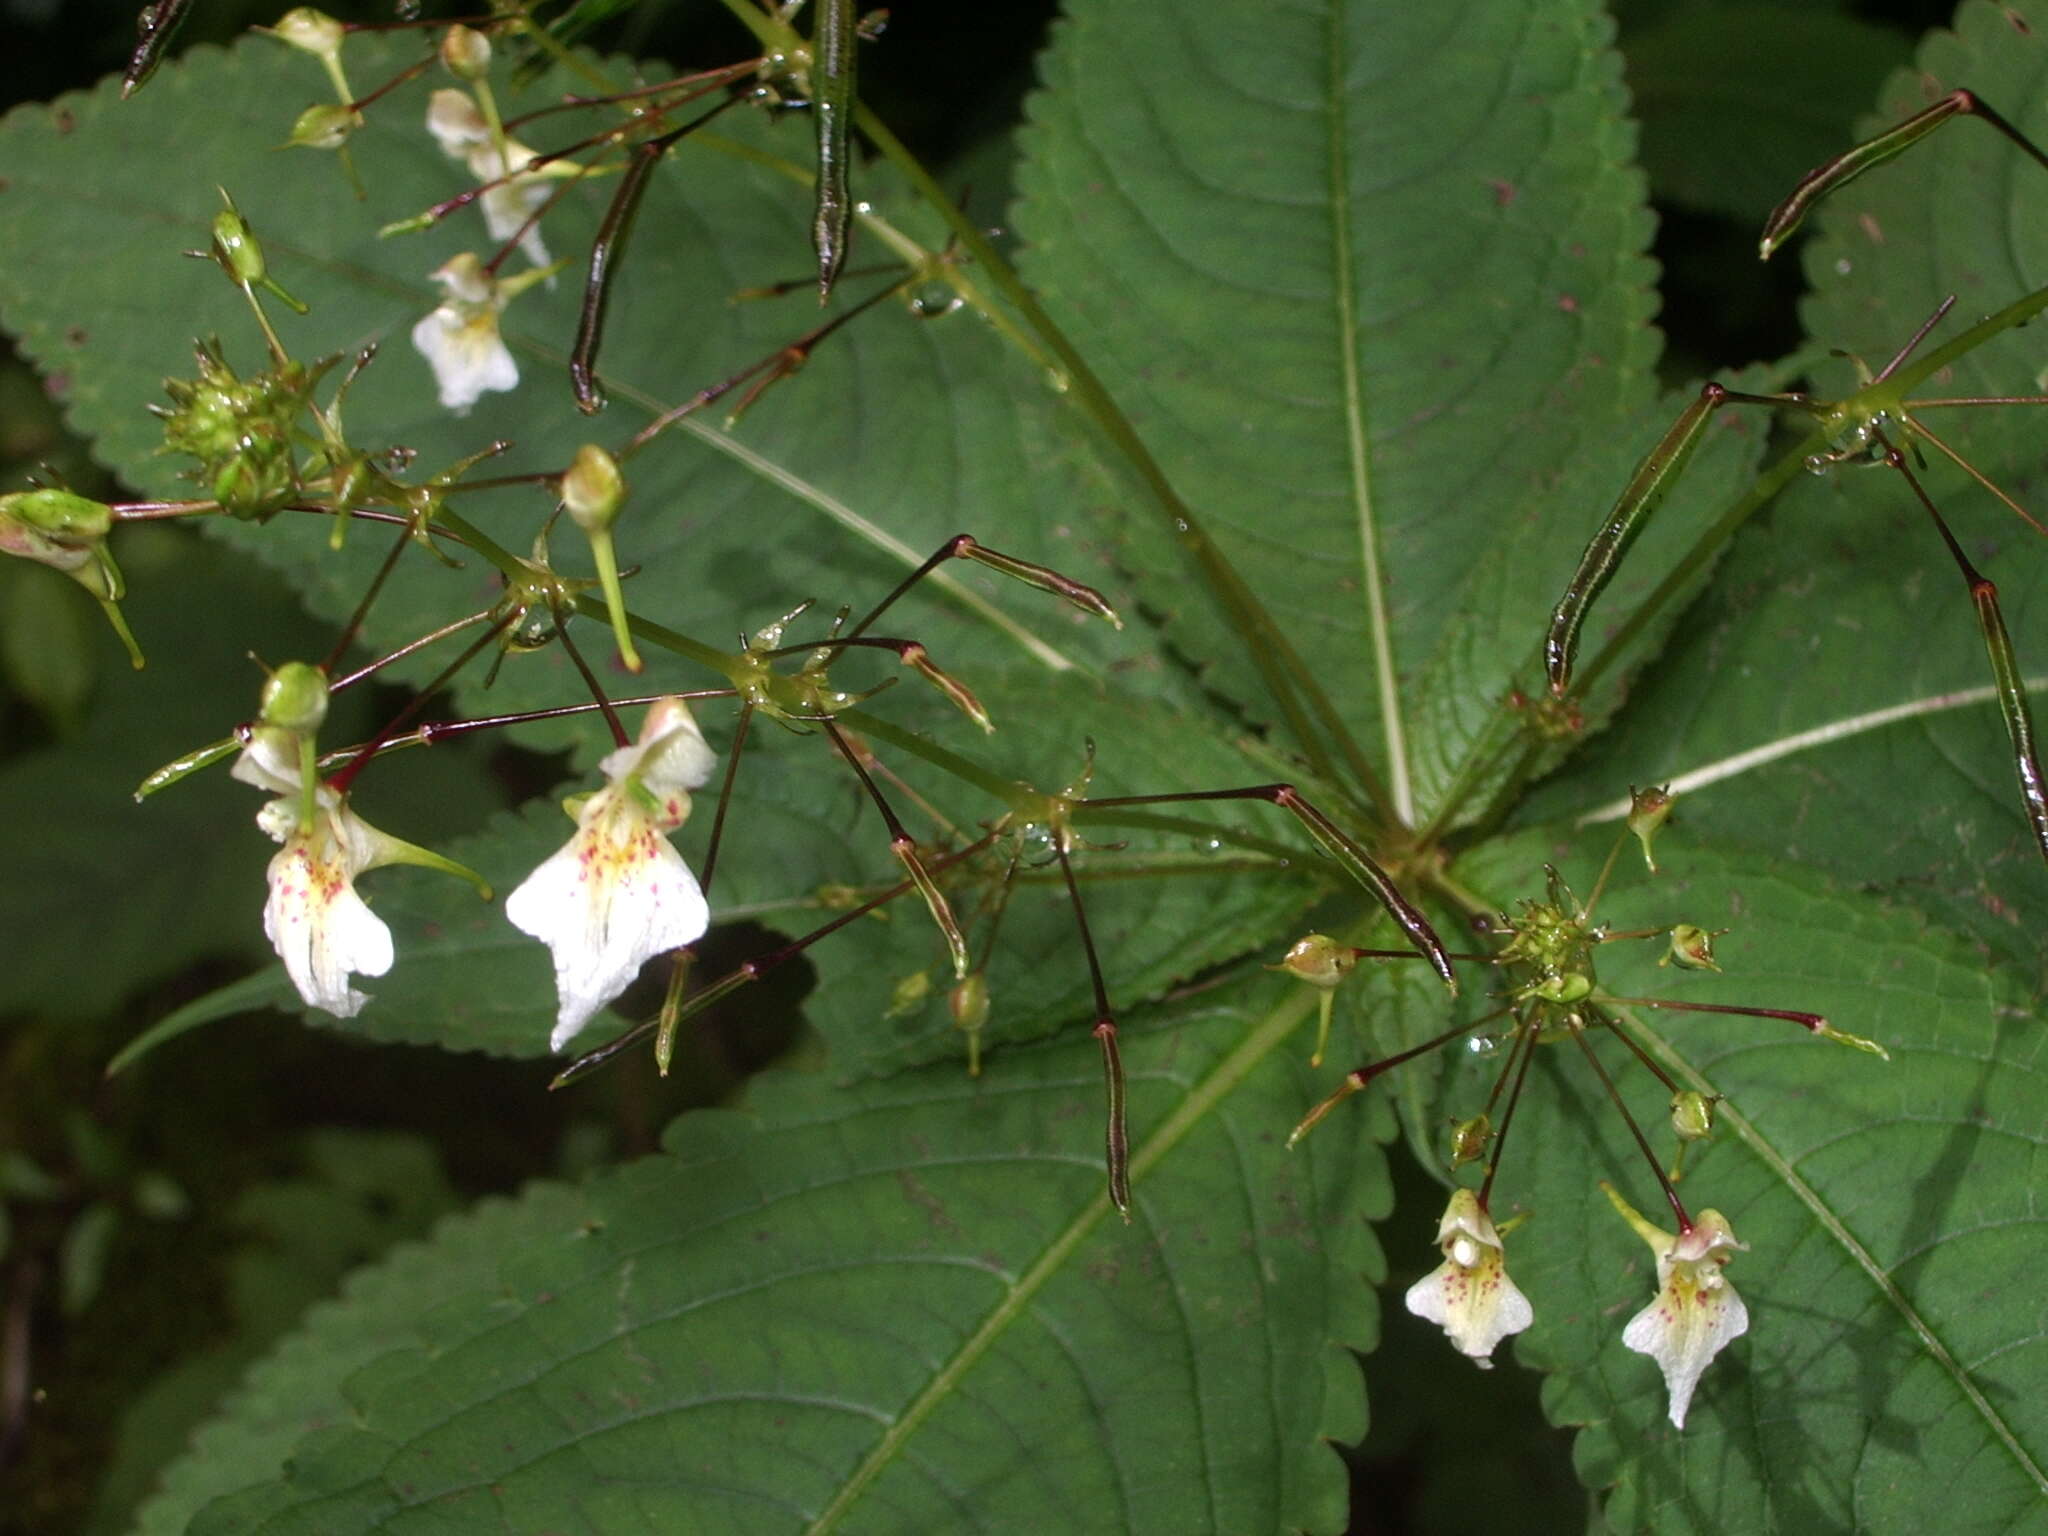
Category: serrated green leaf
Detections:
[
  {"x1": 172, "y1": 983, "x2": 1384, "y2": 1535},
  {"x1": 1009, "y1": 0, "x2": 1765, "y2": 828},
  {"x1": 1522, "y1": 0, "x2": 2048, "y2": 951},
  {"x1": 1416, "y1": 830, "x2": 2048, "y2": 1532}
]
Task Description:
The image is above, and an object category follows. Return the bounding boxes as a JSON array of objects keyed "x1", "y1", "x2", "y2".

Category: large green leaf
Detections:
[
  {"x1": 168, "y1": 987, "x2": 1383, "y2": 1534},
  {"x1": 1522, "y1": 0, "x2": 2048, "y2": 952},
  {"x1": 4, "y1": 0, "x2": 2047, "y2": 1532},
  {"x1": 1009, "y1": 0, "x2": 1764, "y2": 826},
  {"x1": 1429, "y1": 830, "x2": 2048, "y2": 1534}
]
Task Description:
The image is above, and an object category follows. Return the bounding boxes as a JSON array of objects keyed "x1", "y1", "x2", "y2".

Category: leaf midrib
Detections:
[
  {"x1": 802, "y1": 985, "x2": 1322, "y2": 1533},
  {"x1": 1324, "y1": 0, "x2": 1412, "y2": 827}
]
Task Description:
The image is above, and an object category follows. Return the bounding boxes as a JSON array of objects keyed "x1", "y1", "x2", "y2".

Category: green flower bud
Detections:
[
  {"x1": 1272, "y1": 933, "x2": 1358, "y2": 989},
  {"x1": 0, "y1": 488, "x2": 113, "y2": 570},
  {"x1": 266, "y1": 8, "x2": 346, "y2": 62},
  {"x1": 1661, "y1": 923, "x2": 1723, "y2": 972},
  {"x1": 439, "y1": 24, "x2": 492, "y2": 81},
  {"x1": 258, "y1": 661, "x2": 329, "y2": 734},
  {"x1": 1627, "y1": 784, "x2": 1675, "y2": 873},
  {"x1": 884, "y1": 969, "x2": 932, "y2": 1019},
  {"x1": 1448, "y1": 1113, "x2": 1492, "y2": 1168},
  {"x1": 1670, "y1": 1090, "x2": 1719, "y2": 1142},
  {"x1": 561, "y1": 444, "x2": 626, "y2": 533},
  {"x1": 1530, "y1": 971, "x2": 1593, "y2": 1005},
  {"x1": 287, "y1": 103, "x2": 360, "y2": 151},
  {"x1": 211, "y1": 199, "x2": 267, "y2": 288},
  {"x1": 949, "y1": 972, "x2": 991, "y2": 1033}
]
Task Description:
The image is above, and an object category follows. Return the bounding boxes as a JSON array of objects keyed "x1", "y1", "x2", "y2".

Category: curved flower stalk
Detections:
[
  {"x1": 505, "y1": 697, "x2": 721, "y2": 1052},
  {"x1": 1279, "y1": 817, "x2": 1880, "y2": 1424},
  {"x1": 1403, "y1": 1188, "x2": 1533, "y2": 1368}
]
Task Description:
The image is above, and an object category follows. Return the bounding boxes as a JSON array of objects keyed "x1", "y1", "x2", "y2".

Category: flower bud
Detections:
[
  {"x1": 439, "y1": 24, "x2": 492, "y2": 81},
  {"x1": 257, "y1": 661, "x2": 330, "y2": 734},
  {"x1": 0, "y1": 488, "x2": 113, "y2": 571},
  {"x1": 1529, "y1": 971, "x2": 1593, "y2": 1005},
  {"x1": 1272, "y1": 933, "x2": 1357, "y2": 989},
  {"x1": 1661, "y1": 923, "x2": 1723, "y2": 971},
  {"x1": 562, "y1": 444, "x2": 626, "y2": 533},
  {"x1": 885, "y1": 969, "x2": 932, "y2": 1019},
  {"x1": 1628, "y1": 784, "x2": 1675, "y2": 873},
  {"x1": 266, "y1": 8, "x2": 346, "y2": 62},
  {"x1": 1448, "y1": 1113, "x2": 1492, "y2": 1168},
  {"x1": 949, "y1": 972, "x2": 991, "y2": 1033},
  {"x1": 212, "y1": 202, "x2": 268, "y2": 287},
  {"x1": 1670, "y1": 1090, "x2": 1718, "y2": 1142},
  {"x1": 287, "y1": 102, "x2": 359, "y2": 151}
]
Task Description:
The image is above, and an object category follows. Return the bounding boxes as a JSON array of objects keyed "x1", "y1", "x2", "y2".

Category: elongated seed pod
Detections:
[
  {"x1": 1971, "y1": 580, "x2": 2048, "y2": 861},
  {"x1": 812, "y1": 0, "x2": 856, "y2": 301},
  {"x1": 1545, "y1": 383, "x2": 1727, "y2": 695},
  {"x1": 122, "y1": 0, "x2": 196, "y2": 98},
  {"x1": 1760, "y1": 90, "x2": 2048, "y2": 260}
]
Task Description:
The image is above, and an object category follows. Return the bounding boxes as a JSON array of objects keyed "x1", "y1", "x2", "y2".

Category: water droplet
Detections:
[
  {"x1": 1045, "y1": 368, "x2": 1071, "y2": 394},
  {"x1": 1464, "y1": 1035, "x2": 1500, "y2": 1057}
]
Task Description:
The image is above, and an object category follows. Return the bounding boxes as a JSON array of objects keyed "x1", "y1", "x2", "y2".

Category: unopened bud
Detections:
[
  {"x1": 0, "y1": 488, "x2": 113, "y2": 570},
  {"x1": 949, "y1": 972, "x2": 991, "y2": 1033},
  {"x1": 1272, "y1": 933, "x2": 1357, "y2": 989},
  {"x1": 266, "y1": 7, "x2": 346, "y2": 62},
  {"x1": 287, "y1": 102, "x2": 359, "y2": 151},
  {"x1": 1670, "y1": 1090, "x2": 1719, "y2": 1142},
  {"x1": 1448, "y1": 1113, "x2": 1492, "y2": 1168},
  {"x1": 1661, "y1": 923, "x2": 1722, "y2": 972},
  {"x1": 1627, "y1": 784, "x2": 1675, "y2": 873},
  {"x1": 885, "y1": 969, "x2": 932, "y2": 1019},
  {"x1": 1530, "y1": 971, "x2": 1593, "y2": 1005},
  {"x1": 439, "y1": 24, "x2": 492, "y2": 81},
  {"x1": 561, "y1": 444, "x2": 626, "y2": 532},
  {"x1": 210, "y1": 200, "x2": 267, "y2": 287},
  {"x1": 258, "y1": 660, "x2": 329, "y2": 734}
]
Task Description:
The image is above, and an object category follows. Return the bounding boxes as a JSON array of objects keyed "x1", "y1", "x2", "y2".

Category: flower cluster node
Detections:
[{"x1": 156, "y1": 339, "x2": 330, "y2": 518}]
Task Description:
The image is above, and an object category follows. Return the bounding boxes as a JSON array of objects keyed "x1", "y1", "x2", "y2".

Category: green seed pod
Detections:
[
  {"x1": 287, "y1": 103, "x2": 359, "y2": 151},
  {"x1": 439, "y1": 24, "x2": 491, "y2": 81},
  {"x1": 1272, "y1": 933, "x2": 1357, "y2": 989},
  {"x1": 1670, "y1": 1090, "x2": 1719, "y2": 1142},
  {"x1": 949, "y1": 973, "x2": 991, "y2": 1034}
]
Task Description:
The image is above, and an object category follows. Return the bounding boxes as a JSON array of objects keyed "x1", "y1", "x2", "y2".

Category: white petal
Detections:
[
  {"x1": 504, "y1": 790, "x2": 711, "y2": 1051},
  {"x1": 1622, "y1": 1277, "x2": 1749, "y2": 1428},
  {"x1": 411, "y1": 306, "x2": 518, "y2": 415},
  {"x1": 262, "y1": 821, "x2": 394, "y2": 1017},
  {"x1": 426, "y1": 88, "x2": 487, "y2": 158}
]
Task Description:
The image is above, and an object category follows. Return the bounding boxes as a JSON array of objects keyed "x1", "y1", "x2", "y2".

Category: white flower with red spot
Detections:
[
  {"x1": 1403, "y1": 1188, "x2": 1533, "y2": 1367},
  {"x1": 505, "y1": 698, "x2": 720, "y2": 1052},
  {"x1": 1605, "y1": 1184, "x2": 1748, "y2": 1427},
  {"x1": 254, "y1": 793, "x2": 400, "y2": 1018}
]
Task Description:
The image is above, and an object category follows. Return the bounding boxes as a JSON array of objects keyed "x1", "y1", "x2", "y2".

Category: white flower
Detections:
[
  {"x1": 411, "y1": 253, "x2": 517, "y2": 414},
  {"x1": 255, "y1": 792, "x2": 402, "y2": 1018},
  {"x1": 425, "y1": 88, "x2": 562, "y2": 268},
  {"x1": 1403, "y1": 1188, "x2": 1534, "y2": 1367},
  {"x1": 1604, "y1": 1183, "x2": 1749, "y2": 1428},
  {"x1": 505, "y1": 698, "x2": 721, "y2": 1052}
]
